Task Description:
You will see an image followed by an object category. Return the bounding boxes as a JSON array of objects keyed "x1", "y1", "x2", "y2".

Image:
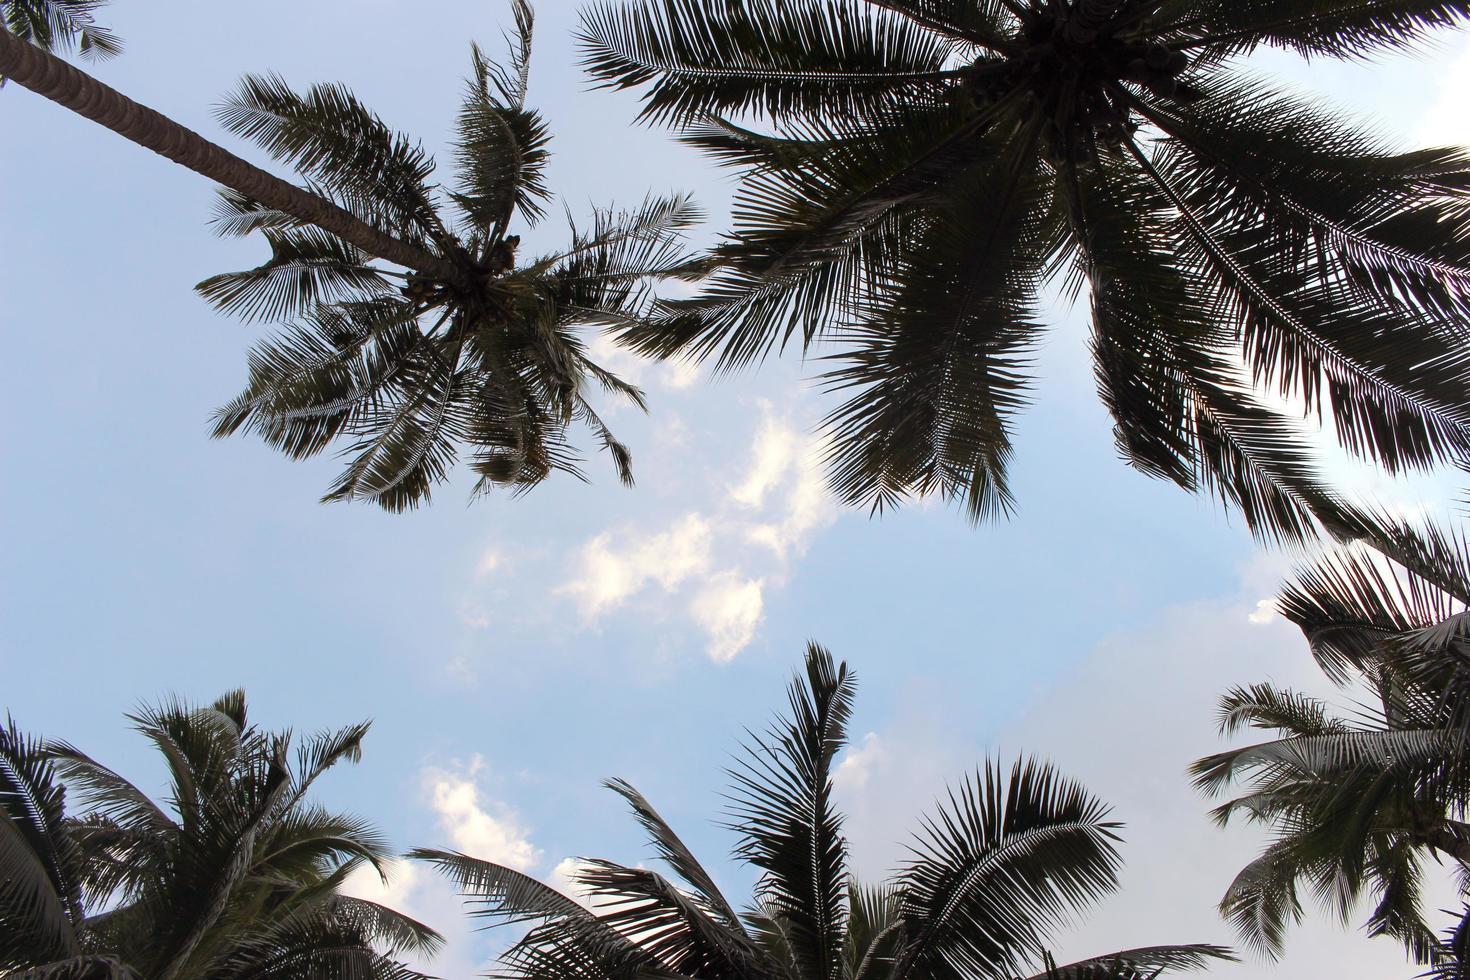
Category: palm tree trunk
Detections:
[
  {"x1": 1064, "y1": 0, "x2": 1126, "y2": 44},
  {"x1": 1422, "y1": 823, "x2": 1470, "y2": 867},
  {"x1": 0, "y1": 27, "x2": 454, "y2": 278}
]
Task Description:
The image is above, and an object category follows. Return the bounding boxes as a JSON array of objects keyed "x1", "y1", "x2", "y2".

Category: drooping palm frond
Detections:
[
  {"x1": 1279, "y1": 518, "x2": 1470, "y2": 680},
  {"x1": 578, "y1": 0, "x2": 960, "y2": 126},
  {"x1": 1192, "y1": 727, "x2": 1453, "y2": 798},
  {"x1": 820, "y1": 134, "x2": 1050, "y2": 522},
  {"x1": 582, "y1": 0, "x2": 1470, "y2": 542},
  {"x1": 1157, "y1": 0, "x2": 1470, "y2": 60},
  {"x1": 1419, "y1": 904, "x2": 1470, "y2": 979},
  {"x1": 196, "y1": 226, "x2": 394, "y2": 323},
  {"x1": 215, "y1": 74, "x2": 447, "y2": 248}
]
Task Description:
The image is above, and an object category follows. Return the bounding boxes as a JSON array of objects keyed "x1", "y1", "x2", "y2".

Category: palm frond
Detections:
[
  {"x1": 1131, "y1": 87, "x2": 1470, "y2": 476},
  {"x1": 1159, "y1": 0, "x2": 1470, "y2": 60},
  {"x1": 0, "y1": 719, "x2": 82, "y2": 968},
  {"x1": 819, "y1": 129, "x2": 1050, "y2": 522},
  {"x1": 1191, "y1": 728, "x2": 1453, "y2": 798},
  {"x1": 628, "y1": 101, "x2": 1005, "y2": 371},
  {"x1": 3, "y1": 0, "x2": 120, "y2": 59},
  {"x1": 330, "y1": 894, "x2": 444, "y2": 958},
  {"x1": 575, "y1": 859, "x2": 767, "y2": 977},
  {"x1": 451, "y1": 36, "x2": 552, "y2": 234},
  {"x1": 728, "y1": 642, "x2": 854, "y2": 980},
  {"x1": 216, "y1": 74, "x2": 445, "y2": 247},
  {"x1": 1215, "y1": 684, "x2": 1350, "y2": 738},
  {"x1": 196, "y1": 226, "x2": 391, "y2": 322},
  {"x1": 1019, "y1": 944, "x2": 1234, "y2": 979},
  {"x1": 896, "y1": 759, "x2": 1122, "y2": 979},
  {"x1": 1214, "y1": 845, "x2": 1303, "y2": 959},
  {"x1": 578, "y1": 0, "x2": 959, "y2": 127},
  {"x1": 603, "y1": 778, "x2": 746, "y2": 931}
]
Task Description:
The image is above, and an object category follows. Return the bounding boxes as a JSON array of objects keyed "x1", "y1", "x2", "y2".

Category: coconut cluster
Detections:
[{"x1": 960, "y1": 5, "x2": 1201, "y2": 166}]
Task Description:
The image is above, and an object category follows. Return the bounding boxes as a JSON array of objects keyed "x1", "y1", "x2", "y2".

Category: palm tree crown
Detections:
[
  {"x1": 580, "y1": 0, "x2": 1470, "y2": 541},
  {"x1": 0, "y1": 1, "x2": 700, "y2": 512},
  {"x1": 1194, "y1": 520, "x2": 1470, "y2": 965},
  {"x1": 198, "y1": 2, "x2": 704, "y2": 511},
  {"x1": 420, "y1": 643, "x2": 1233, "y2": 980},
  {"x1": 1, "y1": 692, "x2": 439, "y2": 979}
]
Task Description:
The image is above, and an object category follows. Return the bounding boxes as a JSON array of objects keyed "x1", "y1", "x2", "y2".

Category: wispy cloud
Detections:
[
  {"x1": 559, "y1": 513, "x2": 714, "y2": 619},
  {"x1": 424, "y1": 757, "x2": 542, "y2": 871},
  {"x1": 547, "y1": 404, "x2": 842, "y2": 660},
  {"x1": 691, "y1": 572, "x2": 766, "y2": 663}
]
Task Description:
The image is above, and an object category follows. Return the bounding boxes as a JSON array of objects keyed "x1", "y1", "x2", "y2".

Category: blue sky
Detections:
[{"x1": 4, "y1": 3, "x2": 1470, "y2": 977}]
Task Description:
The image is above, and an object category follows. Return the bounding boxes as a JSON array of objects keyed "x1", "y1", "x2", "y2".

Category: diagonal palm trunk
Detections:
[{"x1": 0, "y1": 26, "x2": 455, "y2": 278}]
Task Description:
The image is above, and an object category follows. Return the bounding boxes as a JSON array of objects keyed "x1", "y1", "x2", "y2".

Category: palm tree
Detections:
[
  {"x1": 0, "y1": 2, "x2": 701, "y2": 510},
  {"x1": 418, "y1": 643, "x2": 1233, "y2": 980},
  {"x1": 1193, "y1": 520, "x2": 1470, "y2": 965},
  {"x1": 0, "y1": 716, "x2": 131, "y2": 978},
  {"x1": 1, "y1": 692, "x2": 440, "y2": 978},
  {"x1": 2, "y1": 0, "x2": 118, "y2": 59},
  {"x1": 579, "y1": 0, "x2": 1470, "y2": 541}
]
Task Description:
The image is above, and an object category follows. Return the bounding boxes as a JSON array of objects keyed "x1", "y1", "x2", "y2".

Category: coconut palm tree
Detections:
[
  {"x1": 418, "y1": 642, "x2": 1233, "y2": 980},
  {"x1": 1193, "y1": 520, "x2": 1470, "y2": 965},
  {"x1": 0, "y1": 716, "x2": 130, "y2": 978},
  {"x1": 0, "y1": 1, "x2": 701, "y2": 510},
  {"x1": 1, "y1": 693, "x2": 439, "y2": 978},
  {"x1": 2, "y1": 0, "x2": 118, "y2": 60},
  {"x1": 579, "y1": 0, "x2": 1470, "y2": 542}
]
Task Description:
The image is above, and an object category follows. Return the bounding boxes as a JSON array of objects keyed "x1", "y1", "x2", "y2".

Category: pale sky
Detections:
[{"x1": 3, "y1": 4, "x2": 1469, "y2": 978}]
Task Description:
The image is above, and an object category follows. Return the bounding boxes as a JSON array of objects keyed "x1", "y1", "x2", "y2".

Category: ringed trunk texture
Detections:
[{"x1": 0, "y1": 27, "x2": 453, "y2": 277}]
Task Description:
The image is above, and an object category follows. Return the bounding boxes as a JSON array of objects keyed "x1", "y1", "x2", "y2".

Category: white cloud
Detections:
[
  {"x1": 1416, "y1": 39, "x2": 1470, "y2": 148},
  {"x1": 732, "y1": 413, "x2": 801, "y2": 508},
  {"x1": 663, "y1": 358, "x2": 701, "y2": 390},
  {"x1": 548, "y1": 856, "x2": 586, "y2": 895},
  {"x1": 560, "y1": 513, "x2": 714, "y2": 620},
  {"x1": 834, "y1": 731, "x2": 884, "y2": 793},
  {"x1": 425, "y1": 759, "x2": 542, "y2": 871},
  {"x1": 341, "y1": 855, "x2": 423, "y2": 909},
  {"x1": 476, "y1": 549, "x2": 503, "y2": 578},
  {"x1": 746, "y1": 432, "x2": 837, "y2": 562},
  {"x1": 549, "y1": 406, "x2": 843, "y2": 662},
  {"x1": 691, "y1": 573, "x2": 766, "y2": 663},
  {"x1": 1246, "y1": 598, "x2": 1277, "y2": 625}
]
